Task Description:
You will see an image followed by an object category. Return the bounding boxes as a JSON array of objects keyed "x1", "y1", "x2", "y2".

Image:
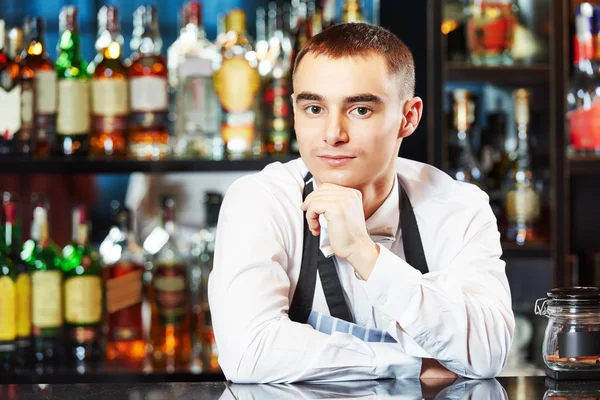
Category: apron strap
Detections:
[{"x1": 289, "y1": 171, "x2": 429, "y2": 324}]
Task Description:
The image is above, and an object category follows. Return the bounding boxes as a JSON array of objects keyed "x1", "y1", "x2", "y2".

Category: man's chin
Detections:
[{"x1": 313, "y1": 169, "x2": 359, "y2": 188}]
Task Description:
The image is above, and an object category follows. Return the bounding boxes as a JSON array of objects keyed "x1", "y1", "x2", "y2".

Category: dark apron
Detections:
[{"x1": 289, "y1": 172, "x2": 430, "y2": 324}]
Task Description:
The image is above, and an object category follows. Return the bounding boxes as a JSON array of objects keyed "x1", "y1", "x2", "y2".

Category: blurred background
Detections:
[{"x1": 0, "y1": 0, "x2": 595, "y2": 384}]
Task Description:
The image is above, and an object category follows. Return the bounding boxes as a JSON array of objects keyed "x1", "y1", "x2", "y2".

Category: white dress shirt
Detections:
[{"x1": 208, "y1": 157, "x2": 515, "y2": 384}]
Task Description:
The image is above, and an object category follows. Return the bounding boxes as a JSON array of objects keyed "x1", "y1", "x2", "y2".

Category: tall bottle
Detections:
[
  {"x1": 23, "y1": 17, "x2": 57, "y2": 158},
  {"x1": 128, "y1": 6, "x2": 170, "y2": 160},
  {"x1": 568, "y1": 4, "x2": 595, "y2": 153},
  {"x1": 342, "y1": 0, "x2": 364, "y2": 23},
  {"x1": 505, "y1": 89, "x2": 541, "y2": 246},
  {"x1": 0, "y1": 197, "x2": 17, "y2": 372},
  {"x1": 55, "y1": 6, "x2": 91, "y2": 157},
  {"x1": 213, "y1": 10, "x2": 260, "y2": 160},
  {"x1": 263, "y1": 4, "x2": 293, "y2": 156},
  {"x1": 2, "y1": 193, "x2": 32, "y2": 368},
  {"x1": 0, "y1": 21, "x2": 23, "y2": 156},
  {"x1": 61, "y1": 205, "x2": 103, "y2": 365},
  {"x1": 8, "y1": 27, "x2": 35, "y2": 156},
  {"x1": 21, "y1": 194, "x2": 62, "y2": 365},
  {"x1": 168, "y1": 1, "x2": 222, "y2": 160},
  {"x1": 447, "y1": 89, "x2": 484, "y2": 186},
  {"x1": 190, "y1": 192, "x2": 222, "y2": 373},
  {"x1": 103, "y1": 204, "x2": 145, "y2": 368},
  {"x1": 89, "y1": 6, "x2": 129, "y2": 158},
  {"x1": 149, "y1": 196, "x2": 191, "y2": 372}
]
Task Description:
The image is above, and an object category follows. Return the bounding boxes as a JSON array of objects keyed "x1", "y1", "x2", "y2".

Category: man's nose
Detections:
[{"x1": 323, "y1": 112, "x2": 349, "y2": 146}]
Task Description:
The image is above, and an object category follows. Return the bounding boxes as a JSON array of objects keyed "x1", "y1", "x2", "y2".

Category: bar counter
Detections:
[{"x1": 2, "y1": 376, "x2": 599, "y2": 399}]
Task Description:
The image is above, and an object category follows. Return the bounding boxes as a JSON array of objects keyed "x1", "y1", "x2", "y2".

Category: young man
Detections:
[{"x1": 208, "y1": 23, "x2": 514, "y2": 383}]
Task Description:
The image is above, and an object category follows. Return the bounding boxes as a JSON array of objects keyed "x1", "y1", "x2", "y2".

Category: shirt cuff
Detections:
[{"x1": 358, "y1": 244, "x2": 423, "y2": 326}]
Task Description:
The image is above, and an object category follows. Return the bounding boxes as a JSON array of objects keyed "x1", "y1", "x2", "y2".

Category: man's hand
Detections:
[
  {"x1": 420, "y1": 358, "x2": 458, "y2": 379},
  {"x1": 300, "y1": 183, "x2": 379, "y2": 279}
]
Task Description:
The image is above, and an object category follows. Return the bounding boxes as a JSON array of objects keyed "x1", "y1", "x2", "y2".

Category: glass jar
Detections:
[
  {"x1": 466, "y1": 0, "x2": 517, "y2": 65},
  {"x1": 535, "y1": 287, "x2": 600, "y2": 372}
]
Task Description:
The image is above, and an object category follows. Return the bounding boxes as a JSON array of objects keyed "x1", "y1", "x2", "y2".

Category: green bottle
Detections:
[
  {"x1": 55, "y1": 5, "x2": 91, "y2": 157},
  {"x1": 21, "y1": 194, "x2": 62, "y2": 365},
  {"x1": 62, "y1": 204, "x2": 103, "y2": 365},
  {"x1": 0, "y1": 196, "x2": 17, "y2": 372},
  {"x1": 2, "y1": 192, "x2": 33, "y2": 368}
]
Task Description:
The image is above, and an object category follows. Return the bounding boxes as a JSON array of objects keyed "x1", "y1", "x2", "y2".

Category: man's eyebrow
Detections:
[
  {"x1": 295, "y1": 92, "x2": 325, "y2": 102},
  {"x1": 344, "y1": 94, "x2": 384, "y2": 104}
]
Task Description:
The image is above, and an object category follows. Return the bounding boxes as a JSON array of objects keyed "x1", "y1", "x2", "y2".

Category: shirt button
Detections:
[{"x1": 354, "y1": 271, "x2": 363, "y2": 281}]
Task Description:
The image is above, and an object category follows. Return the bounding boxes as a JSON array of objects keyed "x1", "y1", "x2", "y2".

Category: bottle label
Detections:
[
  {"x1": 106, "y1": 267, "x2": 143, "y2": 314},
  {"x1": 21, "y1": 81, "x2": 35, "y2": 128},
  {"x1": 179, "y1": 75, "x2": 220, "y2": 134},
  {"x1": 506, "y1": 186, "x2": 540, "y2": 223},
  {"x1": 154, "y1": 264, "x2": 187, "y2": 326},
  {"x1": 92, "y1": 79, "x2": 129, "y2": 116},
  {"x1": 57, "y1": 79, "x2": 91, "y2": 135},
  {"x1": 32, "y1": 271, "x2": 62, "y2": 329},
  {"x1": 214, "y1": 57, "x2": 259, "y2": 113},
  {"x1": 65, "y1": 276, "x2": 102, "y2": 324},
  {"x1": 0, "y1": 276, "x2": 16, "y2": 341},
  {"x1": 35, "y1": 70, "x2": 57, "y2": 114},
  {"x1": 0, "y1": 85, "x2": 22, "y2": 140},
  {"x1": 16, "y1": 273, "x2": 32, "y2": 337},
  {"x1": 130, "y1": 77, "x2": 168, "y2": 112}
]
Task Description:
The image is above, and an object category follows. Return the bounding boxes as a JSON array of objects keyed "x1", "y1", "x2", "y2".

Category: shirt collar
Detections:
[{"x1": 312, "y1": 175, "x2": 400, "y2": 258}]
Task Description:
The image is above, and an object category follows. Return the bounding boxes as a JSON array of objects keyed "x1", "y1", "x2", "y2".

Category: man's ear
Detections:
[{"x1": 398, "y1": 97, "x2": 423, "y2": 139}]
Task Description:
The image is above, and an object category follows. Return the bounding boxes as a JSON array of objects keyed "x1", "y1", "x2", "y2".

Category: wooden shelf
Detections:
[
  {"x1": 445, "y1": 63, "x2": 550, "y2": 86},
  {"x1": 568, "y1": 153, "x2": 600, "y2": 175},
  {"x1": 0, "y1": 156, "x2": 297, "y2": 175},
  {"x1": 501, "y1": 243, "x2": 551, "y2": 259}
]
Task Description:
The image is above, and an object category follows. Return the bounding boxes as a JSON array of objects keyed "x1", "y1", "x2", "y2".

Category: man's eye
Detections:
[
  {"x1": 306, "y1": 105, "x2": 323, "y2": 115},
  {"x1": 352, "y1": 107, "x2": 372, "y2": 117}
]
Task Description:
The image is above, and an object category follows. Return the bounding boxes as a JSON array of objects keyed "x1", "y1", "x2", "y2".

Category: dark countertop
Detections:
[{"x1": 2, "y1": 376, "x2": 600, "y2": 399}]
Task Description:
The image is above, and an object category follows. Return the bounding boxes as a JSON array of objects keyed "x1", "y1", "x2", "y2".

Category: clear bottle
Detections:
[
  {"x1": 88, "y1": 6, "x2": 129, "y2": 158},
  {"x1": 127, "y1": 6, "x2": 170, "y2": 160},
  {"x1": 447, "y1": 89, "x2": 484, "y2": 187},
  {"x1": 190, "y1": 192, "x2": 222, "y2": 373},
  {"x1": 168, "y1": 1, "x2": 222, "y2": 160},
  {"x1": 213, "y1": 10, "x2": 260, "y2": 160},
  {"x1": 504, "y1": 89, "x2": 541, "y2": 246},
  {"x1": 61, "y1": 204, "x2": 103, "y2": 365},
  {"x1": 23, "y1": 17, "x2": 57, "y2": 159},
  {"x1": 55, "y1": 6, "x2": 91, "y2": 157},
  {"x1": 103, "y1": 204, "x2": 145, "y2": 368},
  {"x1": 149, "y1": 196, "x2": 191, "y2": 372},
  {"x1": 0, "y1": 21, "x2": 23, "y2": 156}
]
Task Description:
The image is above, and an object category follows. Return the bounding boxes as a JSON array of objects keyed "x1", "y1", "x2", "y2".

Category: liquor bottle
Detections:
[
  {"x1": 61, "y1": 205, "x2": 103, "y2": 365},
  {"x1": 213, "y1": 10, "x2": 260, "y2": 160},
  {"x1": 23, "y1": 17, "x2": 57, "y2": 159},
  {"x1": 255, "y1": 6, "x2": 269, "y2": 69},
  {"x1": 20, "y1": 194, "x2": 62, "y2": 365},
  {"x1": 504, "y1": 89, "x2": 541, "y2": 246},
  {"x1": 168, "y1": 1, "x2": 222, "y2": 160},
  {"x1": 263, "y1": 4, "x2": 293, "y2": 156},
  {"x1": 0, "y1": 21, "x2": 23, "y2": 156},
  {"x1": 103, "y1": 204, "x2": 145, "y2": 368},
  {"x1": 190, "y1": 192, "x2": 222, "y2": 373},
  {"x1": 149, "y1": 196, "x2": 191, "y2": 371},
  {"x1": 447, "y1": 89, "x2": 484, "y2": 186},
  {"x1": 342, "y1": 0, "x2": 364, "y2": 23},
  {"x1": 88, "y1": 6, "x2": 129, "y2": 158},
  {"x1": 568, "y1": 4, "x2": 595, "y2": 153},
  {"x1": 8, "y1": 27, "x2": 35, "y2": 156},
  {"x1": 55, "y1": 6, "x2": 91, "y2": 156},
  {"x1": 0, "y1": 199, "x2": 17, "y2": 372},
  {"x1": 321, "y1": 0, "x2": 336, "y2": 29},
  {"x1": 466, "y1": 0, "x2": 517, "y2": 66},
  {"x1": 128, "y1": 6, "x2": 170, "y2": 160},
  {"x1": 2, "y1": 193, "x2": 33, "y2": 368}
]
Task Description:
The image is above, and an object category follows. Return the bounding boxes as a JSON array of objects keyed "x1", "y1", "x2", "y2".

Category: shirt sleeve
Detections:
[
  {"x1": 358, "y1": 201, "x2": 515, "y2": 379},
  {"x1": 208, "y1": 178, "x2": 422, "y2": 383}
]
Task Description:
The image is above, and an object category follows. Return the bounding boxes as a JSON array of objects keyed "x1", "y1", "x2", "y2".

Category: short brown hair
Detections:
[{"x1": 293, "y1": 23, "x2": 416, "y2": 99}]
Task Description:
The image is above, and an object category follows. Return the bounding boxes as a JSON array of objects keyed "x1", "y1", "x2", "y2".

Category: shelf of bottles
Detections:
[
  {"x1": 440, "y1": 0, "x2": 551, "y2": 252},
  {"x1": 0, "y1": 0, "x2": 379, "y2": 173},
  {"x1": 0, "y1": 190, "x2": 223, "y2": 381},
  {"x1": 567, "y1": 2, "x2": 600, "y2": 170}
]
